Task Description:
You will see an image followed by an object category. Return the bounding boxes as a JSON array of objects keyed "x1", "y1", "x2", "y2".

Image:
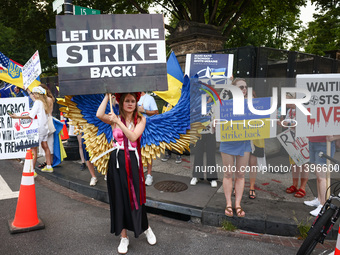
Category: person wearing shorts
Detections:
[{"x1": 304, "y1": 136, "x2": 336, "y2": 216}]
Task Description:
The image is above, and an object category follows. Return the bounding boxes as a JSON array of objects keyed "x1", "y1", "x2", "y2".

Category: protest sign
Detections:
[
  {"x1": 56, "y1": 14, "x2": 167, "y2": 96},
  {"x1": 215, "y1": 97, "x2": 277, "y2": 141},
  {"x1": 185, "y1": 53, "x2": 233, "y2": 87},
  {"x1": 0, "y1": 97, "x2": 38, "y2": 159},
  {"x1": 22, "y1": 50, "x2": 41, "y2": 89},
  {"x1": 187, "y1": 54, "x2": 234, "y2": 134},
  {"x1": 296, "y1": 74, "x2": 340, "y2": 137},
  {"x1": 277, "y1": 129, "x2": 309, "y2": 167}
]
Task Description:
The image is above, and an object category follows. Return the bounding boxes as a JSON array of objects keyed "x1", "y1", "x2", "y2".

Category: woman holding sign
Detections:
[
  {"x1": 9, "y1": 86, "x2": 53, "y2": 172},
  {"x1": 220, "y1": 78, "x2": 252, "y2": 217},
  {"x1": 96, "y1": 93, "x2": 156, "y2": 254}
]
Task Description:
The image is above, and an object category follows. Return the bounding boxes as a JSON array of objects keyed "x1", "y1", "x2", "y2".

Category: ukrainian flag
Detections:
[
  {"x1": 210, "y1": 68, "x2": 226, "y2": 76},
  {"x1": 0, "y1": 51, "x2": 40, "y2": 90},
  {"x1": 154, "y1": 52, "x2": 184, "y2": 106}
]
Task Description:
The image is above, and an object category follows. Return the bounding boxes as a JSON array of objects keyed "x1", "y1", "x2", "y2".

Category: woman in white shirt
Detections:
[{"x1": 10, "y1": 86, "x2": 53, "y2": 172}]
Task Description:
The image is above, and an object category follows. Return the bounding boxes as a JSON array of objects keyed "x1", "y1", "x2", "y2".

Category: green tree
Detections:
[
  {"x1": 0, "y1": 0, "x2": 57, "y2": 76},
  {"x1": 0, "y1": 0, "x2": 309, "y2": 77},
  {"x1": 290, "y1": 0, "x2": 340, "y2": 55},
  {"x1": 225, "y1": 0, "x2": 304, "y2": 49}
]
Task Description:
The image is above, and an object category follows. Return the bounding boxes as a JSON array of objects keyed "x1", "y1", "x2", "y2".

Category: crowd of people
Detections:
[{"x1": 4, "y1": 81, "x2": 340, "y2": 254}]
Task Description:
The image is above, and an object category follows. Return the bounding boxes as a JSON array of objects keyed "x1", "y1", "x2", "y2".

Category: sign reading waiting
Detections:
[{"x1": 56, "y1": 14, "x2": 167, "y2": 96}]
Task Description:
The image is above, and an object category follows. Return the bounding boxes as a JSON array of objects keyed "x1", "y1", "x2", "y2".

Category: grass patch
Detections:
[
  {"x1": 221, "y1": 219, "x2": 237, "y2": 232},
  {"x1": 293, "y1": 211, "x2": 312, "y2": 240}
]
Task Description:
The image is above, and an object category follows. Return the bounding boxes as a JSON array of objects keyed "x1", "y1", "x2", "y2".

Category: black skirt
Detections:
[{"x1": 107, "y1": 150, "x2": 148, "y2": 238}]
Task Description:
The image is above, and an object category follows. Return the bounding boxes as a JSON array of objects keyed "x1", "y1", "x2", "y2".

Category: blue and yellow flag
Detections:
[
  {"x1": 154, "y1": 52, "x2": 184, "y2": 106},
  {"x1": 0, "y1": 51, "x2": 40, "y2": 90}
]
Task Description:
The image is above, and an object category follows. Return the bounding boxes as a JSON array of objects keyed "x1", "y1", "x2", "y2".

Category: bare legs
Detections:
[
  {"x1": 41, "y1": 141, "x2": 52, "y2": 166},
  {"x1": 87, "y1": 161, "x2": 96, "y2": 178},
  {"x1": 77, "y1": 134, "x2": 86, "y2": 164},
  {"x1": 121, "y1": 229, "x2": 127, "y2": 238},
  {"x1": 315, "y1": 169, "x2": 326, "y2": 204},
  {"x1": 249, "y1": 154, "x2": 257, "y2": 197},
  {"x1": 221, "y1": 152, "x2": 250, "y2": 217},
  {"x1": 147, "y1": 161, "x2": 152, "y2": 176},
  {"x1": 32, "y1": 147, "x2": 38, "y2": 168}
]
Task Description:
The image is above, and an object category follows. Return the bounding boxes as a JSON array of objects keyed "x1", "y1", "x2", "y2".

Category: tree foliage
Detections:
[
  {"x1": 0, "y1": 0, "x2": 57, "y2": 75},
  {"x1": 0, "y1": 0, "x2": 312, "y2": 77},
  {"x1": 225, "y1": 0, "x2": 304, "y2": 49},
  {"x1": 290, "y1": 0, "x2": 340, "y2": 55}
]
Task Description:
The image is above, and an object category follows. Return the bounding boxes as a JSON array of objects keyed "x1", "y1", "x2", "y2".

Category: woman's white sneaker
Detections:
[
  {"x1": 90, "y1": 177, "x2": 98, "y2": 186},
  {"x1": 190, "y1": 177, "x2": 198, "y2": 185},
  {"x1": 210, "y1": 180, "x2": 217, "y2": 188},
  {"x1": 144, "y1": 227, "x2": 156, "y2": 245},
  {"x1": 118, "y1": 237, "x2": 129, "y2": 254},
  {"x1": 145, "y1": 174, "x2": 153, "y2": 186},
  {"x1": 304, "y1": 197, "x2": 320, "y2": 207},
  {"x1": 310, "y1": 204, "x2": 322, "y2": 217}
]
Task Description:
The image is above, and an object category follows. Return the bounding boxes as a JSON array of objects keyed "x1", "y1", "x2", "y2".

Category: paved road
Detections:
[{"x1": 0, "y1": 159, "x2": 332, "y2": 255}]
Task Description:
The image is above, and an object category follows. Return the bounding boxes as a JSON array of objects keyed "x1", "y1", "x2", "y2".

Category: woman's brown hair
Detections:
[
  {"x1": 118, "y1": 93, "x2": 142, "y2": 124},
  {"x1": 32, "y1": 93, "x2": 50, "y2": 114}
]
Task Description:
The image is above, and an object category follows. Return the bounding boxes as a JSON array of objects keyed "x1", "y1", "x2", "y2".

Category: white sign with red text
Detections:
[
  {"x1": 22, "y1": 50, "x2": 41, "y2": 89},
  {"x1": 0, "y1": 97, "x2": 34, "y2": 159},
  {"x1": 296, "y1": 74, "x2": 340, "y2": 137},
  {"x1": 277, "y1": 129, "x2": 309, "y2": 166}
]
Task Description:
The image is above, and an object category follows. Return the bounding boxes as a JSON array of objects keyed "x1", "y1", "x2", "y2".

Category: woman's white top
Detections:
[{"x1": 29, "y1": 100, "x2": 48, "y2": 136}]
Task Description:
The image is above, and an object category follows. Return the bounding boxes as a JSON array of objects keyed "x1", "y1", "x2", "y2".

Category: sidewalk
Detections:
[{"x1": 35, "y1": 139, "x2": 340, "y2": 239}]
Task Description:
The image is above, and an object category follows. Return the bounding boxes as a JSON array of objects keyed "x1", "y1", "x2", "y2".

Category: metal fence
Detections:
[
  {"x1": 43, "y1": 46, "x2": 340, "y2": 100},
  {"x1": 178, "y1": 46, "x2": 340, "y2": 97}
]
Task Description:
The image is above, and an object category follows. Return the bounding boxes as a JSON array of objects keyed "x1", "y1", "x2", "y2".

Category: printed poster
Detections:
[
  {"x1": 185, "y1": 53, "x2": 233, "y2": 87},
  {"x1": 296, "y1": 74, "x2": 340, "y2": 137},
  {"x1": 56, "y1": 14, "x2": 167, "y2": 96},
  {"x1": 0, "y1": 97, "x2": 38, "y2": 159},
  {"x1": 277, "y1": 129, "x2": 309, "y2": 167},
  {"x1": 215, "y1": 97, "x2": 277, "y2": 141}
]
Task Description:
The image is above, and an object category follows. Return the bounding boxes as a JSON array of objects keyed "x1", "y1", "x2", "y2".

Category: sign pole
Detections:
[
  {"x1": 326, "y1": 141, "x2": 331, "y2": 198},
  {"x1": 64, "y1": 0, "x2": 73, "y2": 15}
]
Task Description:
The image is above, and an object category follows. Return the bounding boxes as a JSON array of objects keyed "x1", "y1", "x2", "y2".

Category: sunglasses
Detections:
[{"x1": 239, "y1": 85, "x2": 247, "y2": 90}]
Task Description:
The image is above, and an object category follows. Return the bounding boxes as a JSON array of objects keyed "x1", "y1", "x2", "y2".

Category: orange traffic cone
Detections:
[
  {"x1": 8, "y1": 149, "x2": 44, "y2": 234},
  {"x1": 60, "y1": 112, "x2": 69, "y2": 140},
  {"x1": 335, "y1": 227, "x2": 340, "y2": 254}
]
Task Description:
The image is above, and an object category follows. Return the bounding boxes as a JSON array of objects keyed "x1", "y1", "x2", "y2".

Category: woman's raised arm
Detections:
[{"x1": 96, "y1": 94, "x2": 112, "y2": 125}]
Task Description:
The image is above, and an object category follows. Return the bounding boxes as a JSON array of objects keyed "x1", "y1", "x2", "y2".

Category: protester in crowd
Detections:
[
  {"x1": 190, "y1": 135, "x2": 218, "y2": 188},
  {"x1": 304, "y1": 135, "x2": 338, "y2": 216},
  {"x1": 13, "y1": 86, "x2": 24, "y2": 97},
  {"x1": 138, "y1": 91, "x2": 159, "y2": 186},
  {"x1": 81, "y1": 135, "x2": 98, "y2": 186},
  {"x1": 190, "y1": 93, "x2": 218, "y2": 188},
  {"x1": 220, "y1": 78, "x2": 251, "y2": 217},
  {"x1": 96, "y1": 93, "x2": 156, "y2": 254},
  {"x1": 248, "y1": 139, "x2": 266, "y2": 199},
  {"x1": 77, "y1": 134, "x2": 87, "y2": 170},
  {"x1": 38, "y1": 84, "x2": 55, "y2": 168},
  {"x1": 248, "y1": 91, "x2": 266, "y2": 199},
  {"x1": 9, "y1": 86, "x2": 53, "y2": 172},
  {"x1": 280, "y1": 93, "x2": 309, "y2": 199}
]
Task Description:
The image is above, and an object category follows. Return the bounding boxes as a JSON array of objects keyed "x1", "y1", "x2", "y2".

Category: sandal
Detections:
[
  {"x1": 38, "y1": 162, "x2": 47, "y2": 168},
  {"x1": 225, "y1": 206, "x2": 233, "y2": 217},
  {"x1": 249, "y1": 189, "x2": 256, "y2": 199},
  {"x1": 294, "y1": 189, "x2": 306, "y2": 198},
  {"x1": 286, "y1": 185, "x2": 298, "y2": 194},
  {"x1": 235, "y1": 207, "x2": 245, "y2": 217}
]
